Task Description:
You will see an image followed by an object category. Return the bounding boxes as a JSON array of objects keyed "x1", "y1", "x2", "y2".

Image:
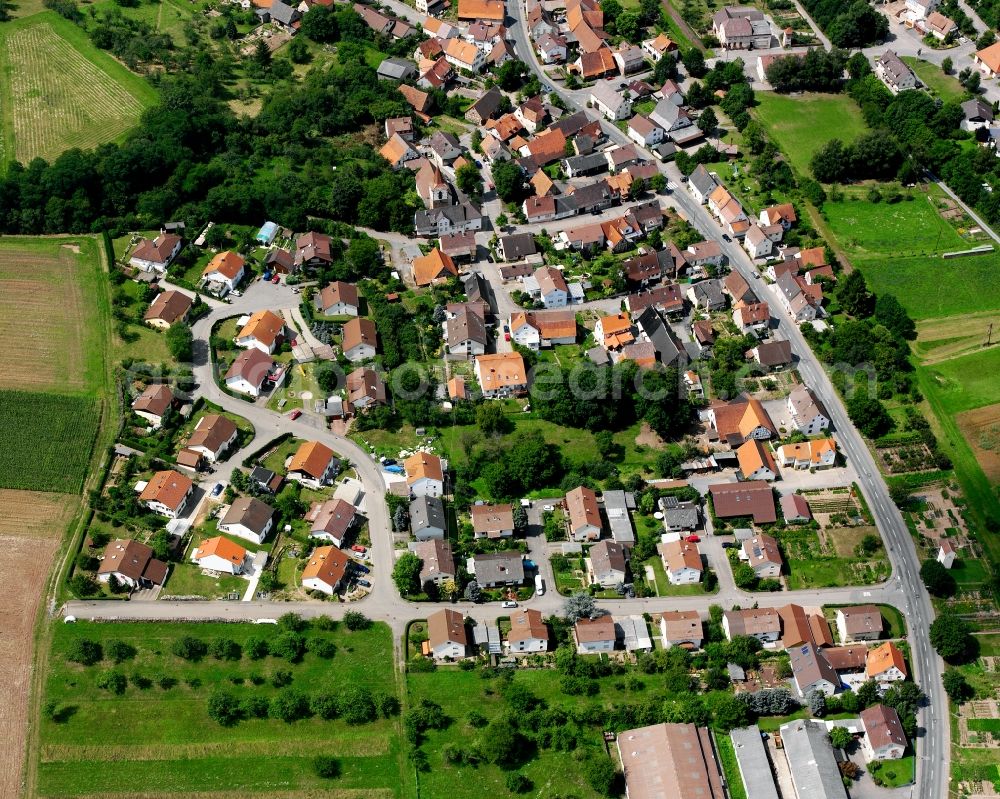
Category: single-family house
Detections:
[
  {"x1": 410, "y1": 495, "x2": 447, "y2": 540},
  {"x1": 130, "y1": 233, "x2": 182, "y2": 273},
  {"x1": 722, "y1": 607, "x2": 781, "y2": 643},
  {"x1": 444, "y1": 37, "x2": 485, "y2": 72},
  {"x1": 377, "y1": 57, "x2": 417, "y2": 82},
  {"x1": 658, "y1": 539, "x2": 703, "y2": 584},
  {"x1": 306, "y1": 498, "x2": 357, "y2": 546},
  {"x1": 744, "y1": 225, "x2": 773, "y2": 259},
  {"x1": 594, "y1": 312, "x2": 634, "y2": 350},
  {"x1": 705, "y1": 395, "x2": 777, "y2": 444},
  {"x1": 224, "y1": 348, "x2": 273, "y2": 398},
  {"x1": 780, "y1": 493, "x2": 812, "y2": 523},
  {"x1": 471, "y1": 503, "x2": 514, "y2": 539},
  {"x1": 346, "y1": 367, "x2": 386, "y2": 412},
  {"x1": 472, "y1": 550, "x2": 524, "y2": 587},
  {"x1": 659, "y1": 610, "x2": 704, "y2": 649},
  {"x1": 144, "y1": 290, "x2": 193, "y2": 330},
  {"x1": 185, "y1": 414, "x2": 238, "y2": 463},
  {"x1": 906, "y1": 0, "x2": 938, "y2": 18},
  {"x1": 201, "y1": 251, "x2": 246, "y2": 295},
  {"x1": 536, "y1": 32, "x2": 568, "y2": 63},
  {"x1": 660, "y1": 498, "x2": 699, "y2": 532},
  {"x1": 218, "y1": 496, "x2": 275, "y2": 545},
  {"x1": 98, "y1": 538, "x2": 168, "y2": 588},
  {"x1": 733, "y1": 301, "x2": 770, "y2": 335},
  {"x1": 590, "y1": 81, "x2": 632, "y2": 121},
  {"x1": 132, "y1": 384, "x2": 174, "y2": 428},
  {"x1": 747, "y1": 339, "x2": 793, "y2": 371},
  {"x1": 787, "y1": 385, "x2": 830, "y2": 435},
  {"x1": 508, "y1": 608, "x2": 550, "y2": 653},
  {"x1": 287, "y1": 441, "x2": 339, "y2": 487},
  {"x1": 474, "y1": 352, "x2": 528, "y2": 397},
  {"x1": 875, "y1": 50, "x2": 916, "y2": 93},
  {"x1": 317, "y1": 282, "x2": 360, "y2": 317},
  {"x1": 412, "y1": 248, "x2": 458, "y2": 287},
  {"x1": 742, "y1": 533, "x2": 783, "y2": 578},
  {"x1": 380, "y1": 133, "x2": 420, "y2": 169},
  {"x1": 341, "y1": 317, "x2": 378, "y2": 362},
  {"x1": 866, "y1": 642, "x2": 908, "y2": 684},
  {"x1": 861, "y1": 704, "x2": 907, "y2": 761},
  {"x1": 836, "y1": 605, "x2": 885, "y2": 643},
  {"x1": 565, "y1": 485, "x2": 602, "y2": 542},
  {"x1": 533, "y1": 266, "x2": 569, "y2": 307},
  {"x1": 191, "y1": 535, "x2": 247, "y2": 575},
  {"x1": 139, "y1": 470, "x2": 193, "y2": 518},
  {"x1": 628, "y1": 115, "x2": 664, "y2": 148},
  {"x1": 688, "y1": 164, "x2": 719, "y2": 204},
  {"x1": 497, "y1": 232, "x2": 537, "y2": 262},
  {"x1": 415, "y1": 538, "x2": 456, "y2": 589},
  {"x1": 405, "y1": 451, "x2": 445, "y2": 497},
  {"x1": 962, "y1": 98, "x2": 994, "y2": 131},
  {"x1": 736, "y1": 439, "x2": 777, "y2": 481},
  {"x1": 445, "y1": 306, "x2": 488, "y2": 356},
  {"x1": 925, "y1": 11, "x2": 956, "y2": 40},
  {"x1": 235, "y1": 309, "x2": 285, "y2": 354},
  {"x1": 301, "y1": 545, "x2": 348, "y2": 596},
  {"x1": 790, "y1": 642, "x2": 840, "y2": 697},
  {"x1": 642, "y1": 32, "x2": 677, "y2": 61},
  {"x1": 938, "y1": 539, "x2": 957, "y2": 568},
  {"x1": 574, "y1": 615, "x2": 617, "y2": 653},
  {"x1": 589, "y1": 539, "x2": 628, "y2": 587}
]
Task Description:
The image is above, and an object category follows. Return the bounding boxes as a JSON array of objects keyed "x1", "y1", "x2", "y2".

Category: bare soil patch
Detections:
[
  {"x1": 0, "y1": 490, "x2": 75, "y2": 799},
  {"x1": 956, "y1": 403, "x2": 1000, "y2": 484},
  {"x1": 634, "y1": 421, "x2": 666, "y2": 448}
]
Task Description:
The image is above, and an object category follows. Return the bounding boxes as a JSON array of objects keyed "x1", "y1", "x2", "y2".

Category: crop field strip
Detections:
[{"x1": 0, "y1": 17, "x2": 154, "y2": 164}]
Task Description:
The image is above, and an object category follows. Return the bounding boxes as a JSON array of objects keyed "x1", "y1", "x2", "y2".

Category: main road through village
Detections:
[{"x1": 66, "y1": 6, "x2": 949, "y2": 796}]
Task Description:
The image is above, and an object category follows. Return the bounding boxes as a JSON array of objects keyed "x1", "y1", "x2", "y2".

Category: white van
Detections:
[{"x1": 534, "y1": 575, "x2": 545, "y2": 596}]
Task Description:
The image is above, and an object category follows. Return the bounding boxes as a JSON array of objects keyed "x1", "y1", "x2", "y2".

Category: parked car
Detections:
[
  {"x1": 504, "y1": 332, "x2": 511, "y2": 341},
  {"x1": 351, "y1": 545, "x2": 367, "y2": 553},
  {"x1": 211, "y1": 483, "x2": 224, "y2": 497},
  {"x1": 686, "y1": 534, "x2": 701, "y2": 543},
  {"x1": 357, "y1": 579, "x2": 371, "y2": 588},
  {"x1": 501, "y1": 600, "x2": 518, "y2": 608},
  {"x1": 271, "y1": 274, "x2": 281, "y2": 284},
  {"x1": 721, "y1": 541, "x2": 737, "y2": 549},
  {"x1": 289, "y1": 409, "x2": 302, "y2": 420},
  {"x1": 542, "y1": 504, "x2": 554, "y2": 512},
  {"x1": 354, "y1": 564, "x2": 370, "y2": 574}
]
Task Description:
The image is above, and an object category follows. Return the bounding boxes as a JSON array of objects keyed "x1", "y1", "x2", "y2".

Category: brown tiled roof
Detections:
[
  {"x1": 590, "y1": 539, "x2": 627, "y2": 576},
  {"x1": 724, "y1": 607, "x2": 780, "y2": 637},
  {"x1": 575, "y1": 615, "x2": 615, "y2": 643},
  {"x1": 839, "y1": 605, "x2": 884, "y2": 638},
  {"x1": 660, "y1": 610, "x2": 703, "y2": 642},
  {"x1": 471, "y1": 503, "x2": 514, "y2": 536},
  {"x1": 347, "y1": 367, "x2": 386, "y2": 407},
  {"x1": 144, "y1": 290, "x2": 192, "y2": 325},
  {"x1": 565, "y1": 485, "x2": 600, "y2": 534},
  {"x1": 659, "y1": 539, "x2": 702, "y2": 574},
  {"x1": 289, "y1": 441, "x2": 336, "y2": 479},
  {"x1": 220, "y1": 496, "x2": 275, "y2": 535},
  {"x1": 98, "y1": 538, "x2": 167, "y2": 585},
  {"x1": 415, "y1": 538, "x2": 455, "y2": 582},
  {"x1": 709, "y1": 481, "x2": 776, "y2": 523},
  {"x1": 861, "y1": 704, "x2": 907, "y2": 751},
  {"x1": 319, "y1": 281, "x2": 359, "y2": 312},
  {"x1": 187, "y1": 414, "x2": 237, "y2": 454},
  {"x1": 743, "y1": 533, "x2": 782, "y2": 570},
  {"x1": 301, "y1": 544, "x2": 348, "y2": 587},
  {"x1": 508, "y1": 608, "x2": 549, "y2": 643},
  {"x1": 404, "y1": 451, "x2": 444, "y2": 484},
  {"x1": 133, "y1": 384, "x2": 174, "y2": 416},
  {"x1": 307, "y1": 498, "x2": 356, "y2": 539},
  {"x1": 342, "y1": 317, "x2": 377, "y2": 355},
  {"x1": 139, "y1": 469, "x2": 192, "y2": 511},
  {"x1": 778, "y1": 604, "x2": 832, "y2": 649},
  {"x1": 225, "y1": 348, "x2": 273, "y2": 385},
  {"x1": 428, "y1": 607, "x2": 468, "y2": 647},
  {"x1": 457, "y1": 0, "x2": 503, "y2": 20},
  {"x1": 131, "y1": 233, "x2": 181, "y2": 264},
  {"x1": 202, "y1": 251, "x2": 245, "y2": 280}
]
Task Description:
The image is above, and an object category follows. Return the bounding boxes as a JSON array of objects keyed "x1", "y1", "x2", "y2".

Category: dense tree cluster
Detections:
[
  {"x1": 766, "y1": 49, "x2": 848, "y2": 93},
  {"x1": 799, "y1": 0, "x2": 888, "y2": 48}
]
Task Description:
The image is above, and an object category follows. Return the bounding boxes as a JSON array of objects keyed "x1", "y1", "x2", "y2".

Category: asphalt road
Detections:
[{"x1": 502, "y1": 2, "x2": 948, "y2": 797}]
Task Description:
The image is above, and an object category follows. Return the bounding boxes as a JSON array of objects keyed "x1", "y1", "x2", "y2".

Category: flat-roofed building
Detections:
[{"x1": 617, "y1": 723, "x2": 725, "y2": 799}]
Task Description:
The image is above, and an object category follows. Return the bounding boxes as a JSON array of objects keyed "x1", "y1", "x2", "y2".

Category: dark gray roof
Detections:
[
  {"x1": 467, "y1": 87, "x2": 504, "y2": 120},
  {"x1": 636, "y1": 306, "x2": 682, "y2": 366},
  {"x1": 377, "y1": 57, "x2": 416, "y2": 81},
  {"x1": 463, "y1": 272, "x2": 485, "y2": 304},
  {"x1": 268, "y1": 0, "x2": 301, "y2": 25},
  {"x1": 753, "y1": 339, "x2": 793, "y2": 367},
  {"x1": 473, "y1": 551, "x2": 525, "y2": 584},
  {"x1": 564, "y1": 152, "x2": 608, "y2": 175},
  {"x1": 962, "y1": 98, "x2": 993, "y2": 122},
  {"x1": 498, "y1": 233, "x2": 537, "y2": 260},
  {"x1": 410, "y1": 495, "x2": 446, "y2": 533},
  {"x1": 569, "y1": 180, "x2": 612, "y2": 210},
  {"x1": 220, "y1": 496, "x2": 275, "y2": 535}
]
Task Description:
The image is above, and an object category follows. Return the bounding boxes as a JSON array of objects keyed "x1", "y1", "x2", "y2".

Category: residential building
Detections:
[
  {"x1": 627, "y1": 115, "x2": 664, "y2": 147},
  {"x1": 472, "y1": 550, "x2": 524, "y2": 587},
  {"x1": 508, "y1": 608, "x2": 549, "y2": 653},
  {"x1": 590, "y1": 81, "x2": 632, "y2": 121},
  {"x1": 925, "y1": 10, "x2": 956, "y2": 40},
  {"x1": 787, "y1": 385, "x2": 830, "y2": 434},
  {"x1": 294, "y1": 231, "x2": 334, "y2": 270},
  {"x1": 144, "y1": 290, "x2": 193, "y2": 330},
  {"x1": 760, "y1": 203, "x2": 797, "y2": 229},
  {"x1": 594, "y1": 312, "x2": 634, "y2": 350},
  {"x1": 780, "y1": 719, "x2": 849, "y2": 799},
  {"x1": 603, "y1": 489, "x2": 635, "y2": 545},
  {"x1": 860, "y1": 704, "x2": 907, "y2": 761},
  {"x1": 686, "y1": 240, "x2": 725, "y2": 269},
  {"x1": 688, "y1": 164, "x2": 719, "y2": 204},
  {"x1": 938, "y1": 539, "x2": 957, "y2": 568},
  {"x1": 642, "y1": 32, "x2": 677, "y2": 61},
  {"x1": 744, "y1": 224, "x2": 773, "y2": 259},
  {"x1": 380, "y1": 133, "x2": 419, "y2": 168},
  {"x1": 427, "y1": 608, "x2": 468, "y2": 659},
  {"x1": 225, "y1": 348, "x2": 273, "y2": 398},
  {"x1": 709, "y1": 481, "x2": 777, "y2": 524},
  {"x1": 347, "y1": 367, "x2": 386, "y2": 412},
  {"x1": 317, "y1": 281, "x2": 360, "y2": 316},
  {"x1": 301, "y1": 545, "x2": 348, "y2": 596},
  {"x1": 186, "y1": 414, "x2": 237, "y2": 463},
  {"x1": 412, "y1": 248, "x2": 458, "y2": 286},
  {"x1": 660, "y1": 498, "x2": 699, "y2": 532},
  {"x1": 574, "y1": 615, "x2": 617, "y2": 653},
  {"x1": 589, "y1": 539, "x2": 628, "y2": 587},
  {"x1": 722, "y1": 608, "x2": 781, "y2": 643},
  {"x1": 508, "y1": 310, "x2": 576, "y2": 350},
  {"x1": 98, "y1": 539, "x2": 168, "y2": 589},
  {"x1": 474, "y1": 352, "x2": 528, "y2": 397},
  {"x1": 742, "y1": 533, "x2": 782, "y2": 578},
  {"x1": 736, "y1": 439, "x2": 777, "y2": 481},
  {"x1": 457, "y1": 0, "x2": 503, "y2": 21},
  {"x1": 445, "y1": 306, "x2": 487, "y2": 356},
  {"x1": 377, "y1": 57, "x2": 417, "y2": 81},
  {"x1": 415, "y1": 538, "x2": 456, "y2": 589},
  {"x1": 836, "y1": 605, "x2": 885, "y2": 643},
  {"x1": 465, "y1": 86, "x2": 504, "y2": 124},
  {"x1": 906, "y1": 0, "x2": 938, "y2": 19},
  {"x1": 201, "y1": 251, "x2": 246, "y2": 295},
  {"x1": 191, "y1": 535, "x2": 247, "y2": 575},
  {"x1": 497, "y1": 233, "x2": 537, "y2": 262},
  {"x1": 790, "y1": 642, "x2": 840, "y2": 696},
  {"x1": 410, "y1": 495, "x2": 447, "y2": 540},
  {"x1": 617, "y1": 723, "x2": 725, "y2": 799},
  {"x1": 705, "y1": 395, "x2": 777, "y2": 444},
  {"x1": 962, "y1": 98, "x2": 994, "y2": 131},
  {"x1": 747, "y1": 339, "x2": 793, "y2": 371},
  {"x1": 779, "y1": 603, "x2": 833, "y2": 649},
  {"x1": 306, "y1": 498, "x2": 357, "y2": 546},
  {"x1": 234, "y1": 309, "x2": 285, "y2": 355},
  {"x1": 875, "y1": 50, "x2": 916, "y2": 93},
  {"x1": 733, "y1": 301, "x2": 769, "y2": 335},
  {"x1": 780, "y1": 493, "x2": 812, "y2": 523},
  {"x1": 565, "y1": 485, "x2": 602, "y2": 541},
  {"x1": 132, "y1": 384, "x2": 174, "y2": 428},
  {"x1": 130, "y1": 233, "x2": 182, "y2": 273},
  {"x1": 341, "y1": 317, "x2": 378, "y2": 362},
  {"x1": 139, "y1": 469, "x2": 193, "y2": 518},
  {"x1": 659, "y1": 610, "x2": 704, "y2": 649},
  {"x1": 866, "y1": 641, "x2": 908, "y2": 684},
  {"x1": 536, "y1": 32, "x2": 568, "y2": 63},
  {"x1": 218, "y1": 497, "x2": 275, "y2": 545},
  {"x1": 404, "y1": 452, "x2": 444, "y2": 498},
  {"x1": 658, "y1": 539, "x2": 703, "y2": 584},
  {"x1": 533, "y1": 266, "x2": 569, "y2": 307},
  {"x1": 287, "y1": 441, "x2": 339, "y2": 487},
  {"x1": 776, "y1": 438, "x2": 837, "y2": 470},
  {"x1": 471, "y1": 503, "x2": 514, "y2": 539}
]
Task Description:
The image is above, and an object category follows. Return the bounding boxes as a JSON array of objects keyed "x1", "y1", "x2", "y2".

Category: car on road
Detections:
[
  {"x1": 505, "y1": 332, "x2": 511, "y2": 341},
  {"x1": 722, "y1": 234, "x2": 731, "y2": 242},
  {"x1": 289, "y1": 409, "x2": 302, "y2": 420},
  {"x1": 503, "y1": 324, "x2": 509, "y2": 332},
  {"x1": 686, "y1": 534, "x2": 701, "y2": 543},
  {"x1": 534, "y1": 575, "x2": 545, "y2": 595},
  {"x1": 501, "y1": 600, "x2": 518, "y2": 608},
  {"x1": 271, "y1": 274, "x2": 281, "y2": 284},
  {"x1": 211, "y1": 483, "x2": 224, "y2": 497}
]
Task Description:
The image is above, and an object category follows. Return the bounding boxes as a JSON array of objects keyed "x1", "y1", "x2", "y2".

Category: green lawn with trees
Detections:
[{"x1": 36, "y1": 617, "x2": 410, "y2": 798}]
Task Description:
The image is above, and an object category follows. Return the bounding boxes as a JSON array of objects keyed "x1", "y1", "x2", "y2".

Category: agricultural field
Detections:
[
  {"x1": 33, "y1": 619, "x2": 410, "y2": 798},
  {"x1": 0, "y1": 14, "x2": 157, "y2": 165},
  {"x1": 0, "y1": 490, "x2": 79, "y2": 799},
  {"x1": 0, "y1": 391, "x2": 101, "y2": 493},
  {"x1": 754, "y1": 92, "x2": 869, "y2": 176},
  {"x1": 0, "y1": 237, "x2": 108, "y2": 395},
  {"x1": 88, "y1": 0, "x2": 197, "y2": 45},
  {"x1": 913, "y1": 311, "x2": 1000, "y2": 365}
]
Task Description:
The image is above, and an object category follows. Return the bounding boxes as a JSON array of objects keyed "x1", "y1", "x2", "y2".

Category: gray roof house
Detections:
[
  {"x1": 650, "y1": 99, "x2": 693, "y2": 132},
  {"x1": 410, "y1": 495, "x2": 447, "y2": 540},
  {"x1": 780, "y1": 719, "x2": 848, "y2": 799},
  {"x1": 688, "y1": 164, "x2": 719, "y2": 203},
  {"x1": 472, "y1": 551, "x2": 524, "y2": 587},
  {"x1": 603, "y1": 489, "x2": 635, "y2": 544},
  {"x1": 635, "y1": 306, "x2": 682, "y2": 366},
  {"x1": 377, "y1": 57, "x2": 417, "y2": 82}
]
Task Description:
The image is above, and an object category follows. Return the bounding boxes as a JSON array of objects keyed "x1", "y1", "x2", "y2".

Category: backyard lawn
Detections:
[
  {"x1": 901, "y1": 57, "x2": 965, "y2": 103},
  {"x1": 754, "y1": 92, "x2": 869, "y2": 176}
]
